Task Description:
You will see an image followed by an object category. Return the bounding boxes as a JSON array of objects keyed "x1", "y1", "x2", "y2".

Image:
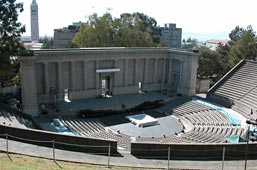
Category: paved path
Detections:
[{"x1": 0, "y1": 138, "x2": 257, "y2": 170}]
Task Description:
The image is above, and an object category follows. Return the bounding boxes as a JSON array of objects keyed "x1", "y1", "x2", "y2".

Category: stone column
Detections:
[
  {"x1": 134, "y1": 58, "x2": 139, "y2": 85},
  {"x1": 70, "y1": 61, "x2": 75, "y2": 91},
  {"x1": 57, "y1": 61, "x2": 63, "y2": 94},
  {"x1": 162, "y1": 58, "x2": 167, "y2": 84},
  {"x1": 143, "y1": 58, "x2": 148, "y2": 90},
  {"x1": 168, "y1": 59, "x2": 173, "y2": 86},
  {"x1": 124, "y1": 59, "x2": 129, "y2": 86},
  {"x1": 96, "y1": 60, "x2": 99, "y2": 89},
  {"x1": 19, "y1": 56, "x2": 38, "y2": 116},
  {"x1": 153, "y1": 58, "x2": 158, "y2": 83},
  {"x1": 43, "y1": 62, "x2": 49, "y2": 94},
  {"x1": 113, "y1": 59, "x2": 117, "y2": 88},
  {"x1": 83, "y1": 60, "x2": 87, "y2": 90}
]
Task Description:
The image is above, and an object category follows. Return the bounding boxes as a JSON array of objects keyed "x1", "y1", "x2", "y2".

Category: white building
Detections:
[{"x1": 206, "y1": 39, "x2": 228, "y2": 50}]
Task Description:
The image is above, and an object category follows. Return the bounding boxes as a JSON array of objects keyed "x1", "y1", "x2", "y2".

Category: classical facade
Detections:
[
  {"x1": 30, "y1": 0, "x2": 39, "y2": 41},
  {"x1": 19, "y1": 48, "x2": 198, "y2": 116}
]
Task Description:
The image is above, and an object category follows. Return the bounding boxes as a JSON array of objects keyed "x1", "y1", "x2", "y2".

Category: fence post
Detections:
[
  {"x1": 167, "y1": 147, "x2": 171, "y2": 170},
  {"x1": 53, "y1": 140, "x2": 55, "y2": 161},
  {"x1": 5, "y1": 133, "x2": 8, "y2": 156},
  {"x1": 222, "y1": 147, "x2": 225, "y2": 170},
  {"x1": 244, "y1": 126, "x2": 250, "y2": 170},
  {"x1": 107, "y1": 145, "x2": 111, "y2": 167}
]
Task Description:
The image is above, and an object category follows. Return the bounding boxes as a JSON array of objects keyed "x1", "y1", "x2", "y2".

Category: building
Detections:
[
  {"x1": 160, "y1": 23, "x2": 182, "y2": 48},
  {"x1": 18, "y1": 48, "x2": 198, "y2": 116},
  {"x1": 54, "y1": 23, "x2": 81, "y2": 48},
  {"x1": 30, "y1": 0, "x2": 39, "y2": 42},
  {"x1": 22, "y1": 41, "x2": 43, "y2": 50},
  {"x1": 206, "y1": 39, "x2": 228, "y2": 50}
]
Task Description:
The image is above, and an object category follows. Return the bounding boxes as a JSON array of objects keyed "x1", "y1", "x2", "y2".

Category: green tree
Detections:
[
  {"x1": 215, "y1": 43, "x2": 231, "y2": 77},
  {"x1": 228, "y1": 30, "x2": 257, "y2": 66},
  {"x1": 39, "y1": 35, "x2": 54, "y2": 49},
  {"x1": 73, "y1": 13, "x2": 114, "y2": 47},
  {"x1": 73, "y1": 12, "x2": 162, "y2": 47},
  {"x1": 182, "y1": 37, "x2": 198, "y2": 50},
  {"x1": 0, "y1": 0, "x2": 25, "y2": 87},
  {"x1": 198, "y1": 25, "x2": 257, "y2": 81},
  {"x1": 197, "y1": 46, "x2": 221, "y2": 78}
]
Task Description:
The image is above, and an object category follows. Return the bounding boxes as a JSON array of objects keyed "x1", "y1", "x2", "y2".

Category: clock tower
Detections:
[{"x1": 31, "y1": 0, "x2": 39, "y2": 41}]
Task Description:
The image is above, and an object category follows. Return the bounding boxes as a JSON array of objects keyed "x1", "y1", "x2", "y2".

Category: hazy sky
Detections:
[{"x1": 17, "y1": 0, "x2": 257, "y2": 41}]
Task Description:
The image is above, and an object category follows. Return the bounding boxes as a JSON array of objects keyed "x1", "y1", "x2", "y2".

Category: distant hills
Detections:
[{"x1": 182, "y1": 32, "x2": 229, "y2": 42}]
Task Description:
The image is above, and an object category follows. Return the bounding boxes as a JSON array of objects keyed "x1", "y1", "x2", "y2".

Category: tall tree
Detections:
[
  {"x1": 0, "y1": 0, "x2": 25, "y2": 87},
  {"x1": 228, "y1": 30, "x2": 257, "y2": 66},
  {"x1": 197, "y1": 46, "x2": 221, "y2": 78},
  {"x1": 73, "y1": 13, "x2": 114, "y2": 47},
  {"x1": 198, "y1": 25, "x2": 257, "y2": 81},
  {"x1": 73, "y1": 12, "x2": 162, "y2": 47}
]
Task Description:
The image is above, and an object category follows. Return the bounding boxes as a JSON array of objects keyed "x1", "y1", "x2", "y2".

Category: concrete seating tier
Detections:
[
  {"x1": 134, "y1": 125, "x2": 245, "y2": 144},
  {"x1": 61, "y1": 117, "x2": 131, "y2": 148},
  {"x1": 182, "y1": 110, "x2": 231, "y2": 126},
  {"x1": 58, "y1": 97, "x2": 247, "y2": 146},
  {"x1": 61, "y1": 118, "x2": 105, "y2": 136},
  {"x1": 238, "y1": 87, "x2": 257, "y2": 112},
  {"x1": 213, "y1": 61, "x2": 257, "y2": 101},
  {"x1": 171, "y1": 101, "x2": 231, "y2": 126},
  {"x1": 0, "y1": 109, "x2": 35, "y2": 129},
  {"x1": 180, "y1": 126, "x2": 245, "y2": 143},
  {"x1": 171, "y1": 101, "x2": 211, "y2": 116}
]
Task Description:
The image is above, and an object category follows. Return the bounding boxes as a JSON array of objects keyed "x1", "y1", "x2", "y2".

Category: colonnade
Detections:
[{"x1": 19, "y1": 48, "x2": 198, "y2": 116}]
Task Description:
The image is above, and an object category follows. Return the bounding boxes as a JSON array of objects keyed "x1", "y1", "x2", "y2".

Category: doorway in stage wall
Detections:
[
  {"x1": 64, "y1": 88, "x2": 71, "y2": 102},
  {"x1": 100, "y1": 74, "x2": 112, "y2": 98}
]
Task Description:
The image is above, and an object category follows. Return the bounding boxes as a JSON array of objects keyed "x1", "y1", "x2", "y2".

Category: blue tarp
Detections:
[
  {"x1": 192, "y1": 98, "x2": 241, "y2": 126},
  {"x1": 225, "y1": 135, "x2": 247, "y2": 143}
]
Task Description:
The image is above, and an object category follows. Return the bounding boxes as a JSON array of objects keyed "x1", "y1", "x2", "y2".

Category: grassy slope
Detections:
[{"x1": 0, "y1": 154, "x2": 150, "y2": 170}]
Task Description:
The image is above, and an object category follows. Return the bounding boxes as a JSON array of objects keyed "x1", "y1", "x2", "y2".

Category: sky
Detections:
[{"x1": 17, "y1": 0, "x2": 257, "y2": 41}]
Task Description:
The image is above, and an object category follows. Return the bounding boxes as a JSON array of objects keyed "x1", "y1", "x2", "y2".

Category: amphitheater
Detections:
[{"x1": 1, "y1": 48, "x2": 257, "y2": 169}]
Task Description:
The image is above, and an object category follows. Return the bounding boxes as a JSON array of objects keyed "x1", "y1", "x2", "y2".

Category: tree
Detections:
[
  {"x1": 72, "y1": 12, "x2": 162, "y2": 47},
  {"x1": 182, "y1": 37, "x2": 198, "y2": 50},
  {"x1": 197, "y1": 46, "x2": 221, "y2": 78},
  {"x1": 0, "y1": 0, "x2": 25, "y2": 87},
  {"x1": 229, "y1": 25, "x2": 255, "y2": 44},
  {"x1": 197, "y1": 25, "x2": 257, "y2": 82},
  {"x1": 73, "y1": 13, "x2": 114, "y2": 47},
  {"x1": 228, "y1": 30, "x2": 257, "y2": 66},
  {"x1": 39, "y1": 35, "x2": 54, "y2": 49}
]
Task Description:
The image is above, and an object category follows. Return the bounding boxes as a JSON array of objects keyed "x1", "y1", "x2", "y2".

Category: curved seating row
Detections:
[
  {"x1": 0, "y1": 109, "x2": 35, "y2": 129},
  {"x1": 60, "y1": 117, "x2": 131, "y2": 148}
]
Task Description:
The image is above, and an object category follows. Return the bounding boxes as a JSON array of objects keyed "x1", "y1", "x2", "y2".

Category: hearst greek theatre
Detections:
[{"x1": 19, "y1": 48, "x2": 198, "y2": 116}]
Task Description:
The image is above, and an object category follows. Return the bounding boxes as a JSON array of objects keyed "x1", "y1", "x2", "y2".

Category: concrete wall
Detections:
[
  {"x1": 131, "y1": 142, "x2": 257, "y2": 158},
  {"x1": 196, "y1": 79, "x2": 210, "y2": 93},
  {"x1": 0, "y1": 124, "x2": 117, "y2": 153},
  {"x1": 19, "y1": 48, "x2": 198, "y2": 116}
]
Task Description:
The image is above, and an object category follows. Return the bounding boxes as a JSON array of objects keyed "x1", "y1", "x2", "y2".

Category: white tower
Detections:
[{"x1": 30, "y1": 0, "x2": 39, "y2": 41}]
